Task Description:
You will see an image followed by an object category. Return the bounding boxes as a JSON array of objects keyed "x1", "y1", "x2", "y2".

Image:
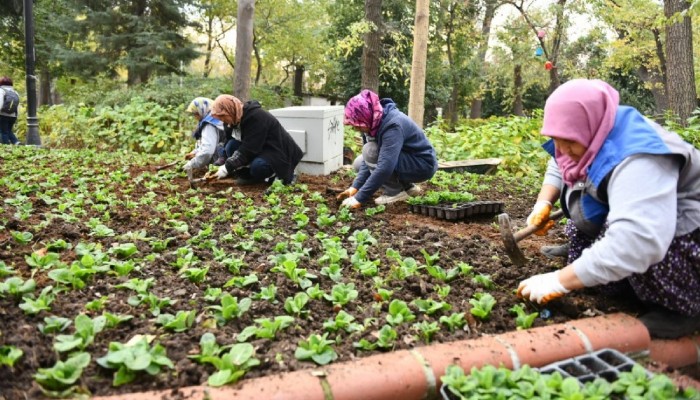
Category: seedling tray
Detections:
[
  {"x1": 537, "y1": 348, "x2": 652, "y2": 384},
  {"x1": 409, "y1": 201, "x2": 504, "y2": 220},
  {"x1": 437, "y1": 158, "x2": 502, "y2": 175}
]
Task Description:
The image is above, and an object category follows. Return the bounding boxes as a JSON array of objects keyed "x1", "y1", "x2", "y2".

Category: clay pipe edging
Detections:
[
  {"x1": 92, "y1": 313, "x2": 652, "y2": 400},
  {"x1": 649, "y1": 334, "x2": 700, "y2": 368}
]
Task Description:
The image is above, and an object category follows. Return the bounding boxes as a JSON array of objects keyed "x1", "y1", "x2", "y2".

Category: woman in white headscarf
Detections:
[{"x1": 183, "y1": 97, "x2": 226, "y2": 176}]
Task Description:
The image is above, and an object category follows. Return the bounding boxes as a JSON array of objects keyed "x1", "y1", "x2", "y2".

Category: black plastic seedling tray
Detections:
[
  {"x1": 437, "y1": 158, "x2": 502, "y2": 175},
  {"x1": 409, "y1": 201, "x2": 504, "y2": 221},
  {"x1": 537, "y1": 348, "x2": 652, "y2": 384}
]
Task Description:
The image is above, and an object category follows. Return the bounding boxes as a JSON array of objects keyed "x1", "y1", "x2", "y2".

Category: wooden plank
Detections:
[{"x1": 437, "y1": 158, "x2": 502, "y2": 174}]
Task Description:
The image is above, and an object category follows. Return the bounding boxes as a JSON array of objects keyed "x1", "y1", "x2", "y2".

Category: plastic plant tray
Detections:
[
  {"x1": 537, "y1": 348, "x2": 652, "y2": 384},
  {"x1": 409, "y1": 201, "x2": 504, "y2": 221}
]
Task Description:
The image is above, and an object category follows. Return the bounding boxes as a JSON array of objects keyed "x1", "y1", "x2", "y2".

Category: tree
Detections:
[
  {"x1": 234, "y1": 0, "x2": 255, "y2": 100},
  {"x1": 408, "y1": 0, "x2": 430, "y2": 126},
  {"x1": 362, "y1": 0, "x2": 382, "y2": 93},
  {"x1": 664, "y1": 0, "x2": 697, "y2": 125},
  {"x1": 55, "y1": 0, "x2": 199, "y2": 85},
  {"x1": 470, "y1": 0, "x2": 501, "y2": 119}
]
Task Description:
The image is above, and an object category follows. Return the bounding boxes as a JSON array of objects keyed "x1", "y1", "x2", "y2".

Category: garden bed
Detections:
[{"x1": 0, "y1": 147, "x2": 656, "y2": 398}]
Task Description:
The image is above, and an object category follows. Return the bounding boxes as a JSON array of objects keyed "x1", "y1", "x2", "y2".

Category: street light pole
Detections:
[{"x1": 23, "y1": 0, "x2": 41, "y2": 146}]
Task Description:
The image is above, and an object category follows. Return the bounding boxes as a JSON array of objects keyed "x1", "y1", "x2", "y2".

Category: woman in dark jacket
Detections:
[
  {"x1": 210, "y1": 95, "x2": 303, "y2": 185},
  {"x1": 338, "y1": 90, "x2": 438, "y2": 207}
]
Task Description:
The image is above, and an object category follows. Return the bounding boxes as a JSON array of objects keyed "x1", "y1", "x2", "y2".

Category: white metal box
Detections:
[{"x1": 270, "y1": 106, "x2": 344, "y2": 175}]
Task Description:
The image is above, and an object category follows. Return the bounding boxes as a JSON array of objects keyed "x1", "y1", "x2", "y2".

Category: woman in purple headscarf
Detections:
[
  {"x1": 337, "y1": 90, "x2": 438, "y2": 207},
  {"x1": 517, "y1": 79, "x2": 700, "y2": 339}
]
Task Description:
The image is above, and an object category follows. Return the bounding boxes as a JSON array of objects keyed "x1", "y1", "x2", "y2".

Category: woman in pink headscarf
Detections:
[
  {"x1": 517, "y1": 79, "x2": 700, "y2": 339},
  {"x1": 337, "y1": 89, "x2": 438, "y2": 208}
]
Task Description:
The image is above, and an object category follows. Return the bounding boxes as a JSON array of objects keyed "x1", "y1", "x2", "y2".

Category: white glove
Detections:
[
  {"x1": 341, "y1": 196, "x2": 361, "y2": 209},
  {"x1": 215, "y1": 165, "x2": 229, "y2": 179},
  {"x1": 517, "y1": 271, "x2": 570, "y2": 304},
  {"x1": 183, "y1": 161, "x2": 193, "y2": 171}
]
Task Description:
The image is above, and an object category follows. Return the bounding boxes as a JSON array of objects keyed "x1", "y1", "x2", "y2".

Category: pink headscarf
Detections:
[
  {"x1": 541, "y1": 79, "x2": 620, "y2": 187},
  {"x1": 344, "y1": 89, "x2": 384, "y2": 137}
]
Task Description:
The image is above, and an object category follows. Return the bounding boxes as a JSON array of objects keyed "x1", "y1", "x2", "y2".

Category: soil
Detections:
[{"x1": 0, "y1": 150, "x2": 680, "y2": 399}]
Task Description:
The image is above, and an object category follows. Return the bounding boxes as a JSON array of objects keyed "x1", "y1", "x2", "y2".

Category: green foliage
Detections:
[
  {"x1": 0, "y1": 345, "x2": 23, "y2": 367},
  {"x1": 425, "y1": 112, "x2": 550, "y2": 177},
  {"x1": 207, "y1": 343, "x2": 260, "y2": 387},
  {"x1": 209, "y1": 295, "x2": 252, "y2": 324},
  {"x1": 156, "y1": 310, "x2": 196, "y2": 332},
  {"x1": 294, "y1": 333, "x2": 338, "y2": 365},
  {"x1": 469, "y1": 293, "x2": 496, "y2": 320},
  {"x1": 34, "y1": 352, "x2": 90, "y2": 397},
  {"x1": 96, "y1": 336, "x2": 174, "y2": 387},
  {"x1": 510, "y1": 303, "x2": 539, "y2": 330}
]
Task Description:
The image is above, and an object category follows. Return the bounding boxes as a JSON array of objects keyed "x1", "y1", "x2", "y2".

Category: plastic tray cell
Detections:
[{"x1": 537, "y1": 348, "x2": 651, "y2": 385}]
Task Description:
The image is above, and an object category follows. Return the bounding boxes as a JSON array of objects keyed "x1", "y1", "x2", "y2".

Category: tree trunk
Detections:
[
  {"x1": 513, "y1": 64, "x2": 524, "y2": 116},
  {"x1": 294, "y1": 64, "x2": 304, "y2": 98},
  {"x1": 39, "y1": 69, "x2": 51, "y2": 106},
  {"x1": 362, "y1": 0, "x2": 382, "y2": 93},
  {"x1": 408, "y1": 0, "x2": 430, "y2": 127},
  {"x1": 203, "y1": 17, "x2": 214, "y2": 78},
  {"x1": 664, "y1": 0, "x2": 697, "y2": 126},
  {"x1": 470, "y1": 0, "x2": 498, "y2": 119},
  {"x1": 234, "y1": 0, "x2": 255, "y2": 100}
]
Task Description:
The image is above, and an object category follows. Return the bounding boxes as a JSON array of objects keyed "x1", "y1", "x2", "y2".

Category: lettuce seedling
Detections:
[
  {"x1": 96, "y1": 336, "x2": 174, "y2": 387},
  {"x1": 323, "y1": 283, "x2": 358, "y2": 307},
  {"x1": 109, "y1": 243, "x2": 138, "y2": 259},
  {"x1": 253, "y1": 284, "x2": 278, "y2": 303},
  {"x1": 25, "y1": 251, "x2": 61, "y2": 270},
  {"x1": 223, "y1": 273, "x2": 259, "y2": 288},
  {"x1": 34, "y1": 352, "x2": 90, "y2": 397},
  {"x1": 38, "y1": 316, "x2": 72, "y2": 335},
  {"x1": 0, "y1": 276, "x2": 36, "y2": 299},
  {"x1": 46, "y1": 239, "x2": 71, "y2": 252},
  {"x1": 208, "y1": 343, "x2": 261, "y2": 387},
  {"x1": 103, "y1": 312, "x2": 133, "y2": 329},
  {"x1": 0, "y1": 345, "x2": 23, "y2": 367},
  {"x1": 353, "y1": 325, "x2": 397, "y2": 351},
  {"x1": 439, "y1": 312, "x2": 467, "y2": 332},
  {"x1": 305, "y1": 284, "x2": 325, "y2": 300},
  {"x1": 413, "y1": 321, "x2": 440, "y2": 344},
  {"x1": 510, "y1": 303, "x2": 538, "y2": 330},
  {"x1": 294, "y1": 333, "x2": 338, "y2": 365},
  {"x1": 209, "y1": 295, "x2": 252, "y2": 323},
  {"x1": 156, "y1": 310, "x2": 195, "y2": 332},
  {"x1": 412, "y1": 298, "x2": 452, "y2": 315},
  {"x1": 180, "y1": 266, "x2": 209, "y2": 283},
  {"x1": 19, "y1": 286, "x2": 57, "y2": 315},
  {"x1": 386, "y1": 299, "x2": 416, "y2": 326},
  {"x1": 54, "y1": 314, "x2": 106, "y2": 353},
  {"x1": 284, "y1": 292, "x2": 310, "y2": 318},
  {"x1": 323, "y1": 310, "x2": 362, "y2": 333},
  {"x1": 472, "y1": 274, "x2": 495, "y2": 289},
  {"x1": 10, "y1": 230, "x2": 33, "y2": 244},
  {"x1": 469, "y1": 293, "x2": 496, "y2": 320},
  {"x1": 237, "y1": 316, "x2": 295, "y2": 342},
  {"x1": 0, "y1": 261, "x2": 16, "y2": 278}
]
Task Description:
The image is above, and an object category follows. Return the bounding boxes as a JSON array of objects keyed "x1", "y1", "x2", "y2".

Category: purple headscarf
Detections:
[
  {"x1": 541, "y1": 79, "x2": 620, "y2": 187},
  {"x1": 344, "y1": 89, "x2": 384, "y2": 137}
]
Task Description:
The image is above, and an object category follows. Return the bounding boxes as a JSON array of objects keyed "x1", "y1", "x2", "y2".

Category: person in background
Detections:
[
  {"x1": 182, "y1": 97, "x2": 227, "y2": 178},
  {"x1": 517, "y1": 79, "x2": 700, "y2": 339},
  {"x1": 0, "y1": 76, "x2": 22, "y2": 145},
  {"x1": 210, "y1": 95, "x2": 302, "y2": 185},
  {"x1": 338, "y1": 89, "x2": 438, "y2": 208}
]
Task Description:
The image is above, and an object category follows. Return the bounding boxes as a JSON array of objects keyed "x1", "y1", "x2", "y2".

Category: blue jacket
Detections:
[
  {"x1": 352, "y1": 99, "x2": 437, "y2": 203},
  {"x1": 545, "y1": 106, "x2": 696, "y2": 237}
]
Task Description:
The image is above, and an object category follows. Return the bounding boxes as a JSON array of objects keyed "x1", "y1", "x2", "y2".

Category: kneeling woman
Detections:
[
  {"x1": 338, "y1": 90, "x2": 438, "y2": 208},
  {"x1": 210, "y1": 95, "x2": 303, "y2": 185}
]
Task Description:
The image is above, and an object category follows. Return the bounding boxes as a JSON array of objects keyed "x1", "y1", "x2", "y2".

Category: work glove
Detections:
[
  {"x1": 341, "y1": 196, "x2": 361, "y2": 209},
  {"x1": 183, "y1": 161, "x2": 193, "y2": 171},
  {"x1": 215, "y1": 165, "x2": 229, "y2": 180},
  {"x1": 527, "y1": 200, "x2": 555, "y2": 236},
  {"x1": 517, "y1": 271, "x2": 570, "y2": 304},
  {"x1": 336, "y1": 187, "x2": 358, "y2": 201},
  {"x1": 185, "y1": 151, "x2": 196, "y2": 160}
]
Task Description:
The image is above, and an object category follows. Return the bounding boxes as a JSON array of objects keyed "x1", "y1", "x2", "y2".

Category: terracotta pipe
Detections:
[
  {"x1": 649, "y1": 334, "x2": 700, "y2": 368},
  {"x1": 92, "y1": 313, "x2": 690, "y2": 400}
]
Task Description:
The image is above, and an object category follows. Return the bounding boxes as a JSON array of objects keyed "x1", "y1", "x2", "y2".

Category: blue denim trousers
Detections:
[{"x1": 0, "y1": 115, "x2": 19, "y2": 145}]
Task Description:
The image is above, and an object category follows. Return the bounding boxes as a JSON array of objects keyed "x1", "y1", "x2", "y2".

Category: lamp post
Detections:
[{"x1": 23, "y1": 0, "x2": 41, "y2": 146}]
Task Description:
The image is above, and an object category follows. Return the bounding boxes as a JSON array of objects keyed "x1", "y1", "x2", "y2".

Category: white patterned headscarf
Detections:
[{"x1": 186, "y1": 97, "x2": 214, "y2": 118}]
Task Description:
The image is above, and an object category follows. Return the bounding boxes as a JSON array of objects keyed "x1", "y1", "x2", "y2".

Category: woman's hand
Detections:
[
  {"x1": 341, "y1": 196, "x2": 361, "y2": 209},
  {"x1": 527, "y1": 200, "x2": 555, "y2": 236},
  {"x1": 336, "y1": 187, "x2": 358, "y2": 201}
]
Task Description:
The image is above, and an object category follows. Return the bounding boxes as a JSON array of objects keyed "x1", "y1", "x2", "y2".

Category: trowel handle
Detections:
[{"x1": 513, "y1": 209, "x2": 565, "y2": 242}]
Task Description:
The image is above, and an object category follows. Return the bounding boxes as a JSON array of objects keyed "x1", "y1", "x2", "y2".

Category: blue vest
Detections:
[
  {"x1": 544, "y1": 106, "x2": 671, "y2": 237},
  {"x1": 192, "y1": 114, "x2": 226, "y2": 143}
]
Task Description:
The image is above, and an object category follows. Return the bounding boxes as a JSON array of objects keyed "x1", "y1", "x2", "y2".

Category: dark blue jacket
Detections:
[{"x1": 352, "y1": 99, "x2": 437, "y2": 203}]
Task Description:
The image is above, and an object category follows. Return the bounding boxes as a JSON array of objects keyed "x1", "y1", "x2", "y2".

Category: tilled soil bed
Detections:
[{"x1": 0, "y1": 147, "x2": 649, "y2": 399}]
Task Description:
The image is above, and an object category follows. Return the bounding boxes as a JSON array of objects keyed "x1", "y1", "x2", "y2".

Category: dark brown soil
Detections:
[{"x1": 0, "y1": 149, "x2": 656, "y2": 399}]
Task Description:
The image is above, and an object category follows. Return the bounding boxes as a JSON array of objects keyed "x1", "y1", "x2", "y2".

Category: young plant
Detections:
[
  {"x1": 180, "y1": 266, "x2": 209, "y2": 283},
  {"x1": 0, "y1": 345, "x2": 23, "y2": 367},
  {"x1": 0, "y1": 276, "x2": 36, "y2": 299},
  {"x1": 237, "y1": 316, "x2": 295, "y2": 342},
  {"x1": 38, "y1": 316, "x2": 72, "y2": 335},
  {"x1": 354, "y1": 325, "x2": 397, "y2": 351},
  {"x1": 96, "y1": 335, "x2": 174, "y2": 387},
  {"x1": 323, "y1": 282, "x2": 359, "y2": 307},
  {"x1": 253, "y1": 284, "x2": 278, "y2": 303},
  {"x1": 472, "y1": 274, "x2": 495, "y2": 289},
  {"x1": 439, "y1": 312, "x2": 467, "y2": 332},
  {"x1": 412, "y1": 321, "x2": 440, "y2": 344},
  {"x1": 209, "y1": 295, "x2": 252, "y2": 324},
  {"x1": 510, "y1": 303, "x2": 538, "y2": 330},
  {"x1": 54, "y1": 314, "x2": 106, "y2": 353},
  {"x1": 386, "y1": 299, "x2": 416, "y2": 326},
  {"x1": 156, "y1": 310, "x2": 196, "y2": 332},
  {"x1": 19, "y1": 286, "x2": 57, "y2": 315},
  {"x1": 33, "y1": 352, "x2": 90, "y2": 397},
  {"x1": 103, "y1": 312, "x2": 133, "y2": 329},
  {"x1": 283, "y1": 292, "x2": 310, "y2": 318},
  {"x1": 294, "y1": 333, "x2": 338, "y2": 365},
  {"x1": 469, "y1": 293, "x2": 496, "y2": 320},
  {"x1": 322, "y1": 310, "x2": 363, "y2": 334},
  {"x1": 412, "y1": 298, "x2": 452, "y2": 315},
  {"x1": 207, "y1": 343, "x2": 260, "y2": 387}
]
